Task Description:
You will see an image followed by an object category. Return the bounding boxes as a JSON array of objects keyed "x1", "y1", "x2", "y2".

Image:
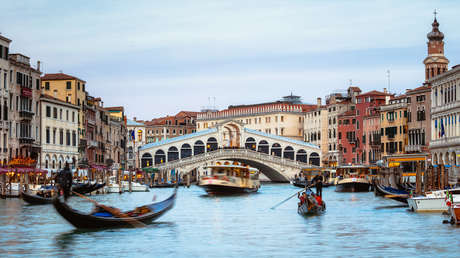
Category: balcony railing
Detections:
[
  {"x1": 87, "y1": 118, "x2": 96, "y2": 125},
  {"x1": 19, "y1": 110, "x2": 34, "y2": 119},
  {"x1": 405, "y1": 145, "x2": 422, "y2": 153},
  {"x1": 88, "y1": 140, "x2": 98, "y2": 148},
  {"x1": 19, "y1": 136, "x2": 35, "y2": 144}
]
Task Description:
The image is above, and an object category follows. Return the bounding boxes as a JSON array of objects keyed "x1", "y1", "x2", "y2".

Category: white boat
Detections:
[
  {"x1": 105, "y1": 176, "x2": 123, "y2": 193},
  {"x1": 407, "y1": 188, "x2": 460, "y2": 212},
  {"x1": 121, "y1": 181, "x2": 149, "y2": 192},
  {"x1": 198, "y1": 161, "x2": 260, "y2": 194}
]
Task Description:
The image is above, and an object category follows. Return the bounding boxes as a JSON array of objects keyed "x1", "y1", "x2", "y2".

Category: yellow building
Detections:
[
  {"x1": 380, "y1": 96, "x2": 408, "y2": 157},
  {"x1": 41, "y1": 73, "x2": 87, "y2": 140}
]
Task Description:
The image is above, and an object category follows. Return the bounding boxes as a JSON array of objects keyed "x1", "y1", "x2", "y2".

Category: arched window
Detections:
[
  {"x1": 181, "y1": 144, "x2": 192, "y2": 159},
  {"x1": 167, "y1": 146, "x2": 179, "y2": 161},
  {"x1": 141, "y1": 153, "x2": 153, "y2": 168},
  {"x1": 154, "y1": 150, "x2": 166, "y2": 165},
  {"x1": 309, "y1": 152, "x2": 320, "y2": 166},
  {"x1": 283, "y1": 146, "x2": 294, "y2": 160},
  {"x1": 245, "y1": 137, "x2": 257, "y2": 150},
  {"x1": 271, "y1": 143, "x2": 282, "y2": 157},
  {"x1": 296, "y1": 149, "x2": 308, "y2": 163},
  {"x1": 194, "y1": 140, "x2": 205, "y2": 155},
  {"x1": 207, "y1": 137, "x2": 218, "y2": 152},
  {"x1": 258, "y1": 140, "x2": 269, "y2": 154}
]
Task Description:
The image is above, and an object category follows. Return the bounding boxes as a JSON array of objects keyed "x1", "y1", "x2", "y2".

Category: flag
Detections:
[
  {"x1": 435, "y1": 119, "x2": 438, "y2": 128},
  {"x1": 130, "y1": 130, "x2": 135, "y2": 141}
]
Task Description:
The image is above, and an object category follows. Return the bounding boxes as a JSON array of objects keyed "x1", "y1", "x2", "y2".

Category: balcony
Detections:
[
  {"x1": 370, "y1": 140, "x2": 381, "y2": 147},
  {"x1": 405, "y1": 145, "x2": 422, "y2": 153},
  {"x1": 19, "y1": 110, "x2": 34, "y2": 120},
  {"x1": 88, "y1": 140, "x2": 98, "y2": 148},
  {"x1": 87, "y1": 118, "x2": 96, "y2": 126},
  {"x1": 3, "y1": 148, "x2": 7, "y2": 153},
  {"x1": 19, "y1": 136, "x2": 35, "y2": 144}
]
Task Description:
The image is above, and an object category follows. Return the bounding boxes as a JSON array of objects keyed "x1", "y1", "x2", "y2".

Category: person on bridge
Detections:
[{"x1": 311, "y1": 174, "x2": 323, "y2": 197}]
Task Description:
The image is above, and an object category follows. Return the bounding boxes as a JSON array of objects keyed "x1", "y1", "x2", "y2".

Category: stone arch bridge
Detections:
[{"x1": 138, "y1": 121, "x2": 321, "y2": 182}]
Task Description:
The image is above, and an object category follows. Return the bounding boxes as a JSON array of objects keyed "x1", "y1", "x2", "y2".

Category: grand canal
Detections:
[{"x1": 0, "y1": 184, "x2": 459, "y2": 257}]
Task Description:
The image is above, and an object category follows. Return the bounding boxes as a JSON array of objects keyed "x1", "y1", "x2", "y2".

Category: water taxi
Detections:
[
  {"x1": 198, "y1": 161, "x2": 260, "y2": 194},
  {"x1": 407, "y1": 188, "x2": 460, "y2": 212}
]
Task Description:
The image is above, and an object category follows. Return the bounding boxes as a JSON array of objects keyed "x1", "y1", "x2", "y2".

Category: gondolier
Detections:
[
  {"x1": 56, "y1": 162, "x2": 73, "y2": 200},
  {"x1": 311, "y1": 174, "x2": 323, "y2": 197}
]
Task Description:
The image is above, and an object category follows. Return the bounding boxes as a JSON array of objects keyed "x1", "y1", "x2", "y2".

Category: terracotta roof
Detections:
[
  {"x1": 0, "y1": 35, "x2": 12, "y2": 43},
  {"x1": 41, "y1": 73, "x2": 86, "y2": 83},
  {"x1": 358, "y1": 90, "x2": 392, "y2": 97},
  {"x1": 349, "y1": 86, "x2": 362, "y2": 92},
  {"x1": 105, "y1": 106, "x2": 124, "y2": 112},
  {"x1": 406, "y1": 85, "x2": 431, "y2": 94},
  {"x1": 338, "y1": 110, "x2": 356, "y2": 117}
]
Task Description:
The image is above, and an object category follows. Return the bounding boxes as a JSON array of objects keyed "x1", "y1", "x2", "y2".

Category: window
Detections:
[
  {"x1": 60, "y1": 129, "x2": 64, "y2": 145},
  {"x1": 46, "y1": 106, "x2": 51, "y2": 117},
  {"x1": 66, "y1": 81, "x2": 71, "y2": 89},
  {"x1": 280, "y1": 116, "x2": 284, "y2": 122},
  {"x1": 53, "y1": 107, "x2": 57, "y2": 118},
  {"x1": 59, "y1": 109, "x2": 62, "y2": 120},
  {"x1": 66, "y1": 130, "x2": 71, "y2": 146},
  {"x1": 72, "y1": 111, "x2": 75, "y2": 122},
  {"x1": 46, "y1": 127, "x2": 50, "y2": 144},
  {"x1": 53, "y1": 128, "x2": 56, "y2": 144},
  {"x1": 77, "y1": 82, "x2": 80, "y2": 90}
]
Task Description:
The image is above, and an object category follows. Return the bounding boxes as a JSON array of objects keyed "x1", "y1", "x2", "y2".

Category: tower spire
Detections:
[{"x1": 424, "y1": 11, "x2": 449, "y2": 82}]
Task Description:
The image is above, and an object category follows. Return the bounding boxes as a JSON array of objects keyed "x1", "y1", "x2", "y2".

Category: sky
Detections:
[{"x1": 1, "y1": 0, "x2": 459, "y2": 120}]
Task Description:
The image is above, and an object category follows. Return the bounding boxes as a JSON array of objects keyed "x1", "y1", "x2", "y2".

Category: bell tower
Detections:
[{"x1": 424, "y1": 10, "x2": 449, "y2": 81}]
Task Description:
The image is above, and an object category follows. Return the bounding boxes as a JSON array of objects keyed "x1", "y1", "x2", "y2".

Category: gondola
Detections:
[
  {"x1": 72, "y1": 183, "x2": 92, "y2": 194},
  {"x1": 374, "y1": 183, "x2": 409, "y2": 204},
  {"x1": 21, "y1": 191, "x2": 54, "y2": 205},
  {"x1": 87, "y1": 183, "x2": 106, "y2": 193},
  {"x1": 53, "y1": 185, "x2": 178, "y2": 229},
  {"x1": 290, "y1": 179, "x2": 310, "y2": 188},
  {"x1": 297, "y1": 189, "x2": 326, "y2": 216}
]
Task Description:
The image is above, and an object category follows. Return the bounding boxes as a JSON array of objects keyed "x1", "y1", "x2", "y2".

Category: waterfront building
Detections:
[
  {"x1": 362, "y1": 107, "x2": 382, "y2": 165},
  {"x1": 380, "y1": 95, "x2": 408, "y2": 157},
  {"x1": 405, "y1": 85, "x2": 431, "y2": 154},
  {"x1": 197, "y1": 94, "x2": 315, "y2": 142},
  {"x1": 126, "y1": 118, "x2": 146, "y2": 169},
  {"x1": 105, "y1": 106, "x2": 127, "y2": 170},
  {"x1": 8, "y1": 52, "x2": 42, "y2": 162},
  {"x1": 355, "y1": 90, "x2": 390, "y2": 164},
  {"x1": 82, "y1": 96, "x2": 107, "y2": 168},
  {"x1": 0, "y1": 35, "x2": 11, "y2": 165},
  {"x1": 323, "y1": 87, "x2": 360, "y2": 166},
  {"x1": 429, "y1": 65, "x2": 460, "y2": 166},
  {"x1": 337, "y1": 109, "x2": 357, "y2": 165},
  {"x1": 145, "y1": 111, "x2": 197, "y2": 143},
  {"x1": 40, "y1": 94, "x2": 79, "y2": 171},
  {"x1": 304, "y1": 98, "x2": 328, "y2": 164},
  {"x1": 41, "y1": 73, "x2": 87, "y2": 147}
]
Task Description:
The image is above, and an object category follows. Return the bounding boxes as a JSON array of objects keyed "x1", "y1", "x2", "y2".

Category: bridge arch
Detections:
[
  {"x1": 154, "y1": 150, "x2": 166, "y2": 164},
  {"x1": 271, "y1": 143, "x2": 282, "y2": 157},
  {"x1": 245, "y1": 137, "x2": 257, "y2": 151},
  {"x1": 296, "y1": 149, "x2": 307, "y2": 163},
  {"x1": 168, "y1": 146, "x2": 179, "y2": 161},
  {"x1": 283, "y1": 146, "x2": 294, "y2": 160},
  {"x1": 194, "y1": 140, "x2": 205, "y2": 155},
  {"x1": 141, "y1": 153, "x2": 153, "y2": 168},
  {"x1": 309, "y1": 152, "x2": 320, "y2": 166},
  {"x1": 181, "y1": 143, "x2": 192, "y2": 159},
  {"x1": 258, "y1": 140, "x2": 269, "y2": 154}
]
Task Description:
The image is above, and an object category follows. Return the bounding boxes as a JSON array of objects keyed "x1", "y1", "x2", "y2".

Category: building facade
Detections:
[
  {"x1": 40, "y1": 94, "x2": 79, "y2": 172},
  {"x1": 145, "y1": 111, "x2": 197, "y2": 143},
  {"x1": 406, "y1": 86, "x2": 431, "y2": 154},
  {"x1": 197, "y1": 95, "x2": 315, "y2": 142},
  {"x1": 9, "y1": 53, "x2": 41, "y2": 162},
  {"x1": 380, "y1": 96, "x2": 408, "y2": 157},
  {"x1": 105, "y1": 106, "x2": 127, "y2": 170},
  {"x1": 304, "y1": 98, "x2": 328, "y2": 162},
  {"x1": 362, "y1": 108, "x2": 381, "y2": 165},
  {"x1": 126, "y1": 119, "x2": 146, "y2": 169},
  {"x1": 0, "y1": 35, "x2": 11, "y2": 165}
]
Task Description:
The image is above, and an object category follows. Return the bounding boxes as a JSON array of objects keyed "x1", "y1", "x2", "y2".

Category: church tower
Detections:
[{"x1": 424, "y1": 11, "x2": 449, "y2": 81}]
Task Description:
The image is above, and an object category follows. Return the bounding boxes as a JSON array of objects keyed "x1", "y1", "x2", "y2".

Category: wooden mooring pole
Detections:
[{"x1": 415, "y1": 161, "x2": 422, "y2": 196}]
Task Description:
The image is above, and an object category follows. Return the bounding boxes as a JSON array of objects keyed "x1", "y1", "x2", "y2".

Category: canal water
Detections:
[{"x1": 0, "y1": 184, "x2": 458, "y2": 257}]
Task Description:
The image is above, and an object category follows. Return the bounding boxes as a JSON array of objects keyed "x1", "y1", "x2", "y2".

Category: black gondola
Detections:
[
  {"x1": 53, "y1": 185, "x2": 177, "y2": 229},
  {"x1": 72, "y1": 183, "x2": 92, "y2": 194},
  {"x1": 21, "y1": 191, "x2": 54, "y2": 205},
  {"x1": 374, "y1": 183, "x2": 409, "y2": 204},
  {"x1": 297, "y1": 189, "x2": 326, "y2": 215}
]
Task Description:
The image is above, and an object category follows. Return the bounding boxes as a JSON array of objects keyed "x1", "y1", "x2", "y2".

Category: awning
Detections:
[{"x1": 142, "y1": 167, "x2": 159, "y2": 174}]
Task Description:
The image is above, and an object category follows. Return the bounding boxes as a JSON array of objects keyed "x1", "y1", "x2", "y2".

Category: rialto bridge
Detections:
[{"x1": 138, "y1": 121, "x2": 321, "y2": 182}]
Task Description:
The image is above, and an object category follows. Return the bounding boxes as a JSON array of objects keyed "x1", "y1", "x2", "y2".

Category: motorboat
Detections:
[
  {"x1": 121, "y1": 181, "x2": 149, "y2": 192},
  {"x1": 374, "y1": 183, "x2": 410, "y2": 203},
  {"x1": 407, "y1": 188, "x2": 460, "y2": 212},
  {"x1": 198, "y1": 161, "x2": 260, "y2": 194},
  {"x1": 335, "y1": 177, "x2": 371, "y2": 192}
]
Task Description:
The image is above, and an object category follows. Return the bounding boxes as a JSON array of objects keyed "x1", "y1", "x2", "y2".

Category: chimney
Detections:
[
  {"x1": 53, "y1": 90, "x2": 57, "y2": 98},
  {"x1": 134, "y1": 117, "x2": 137, "y2": 121},
  {"x1": 101, "y1": 101, "x2": 104, "y2": 107},
  {"x1": 383, "y1": 88, "x2": 387, "y2": 94},
  {"x1": 317, "y1": 97, "x2": 321, "y2": 107},
  {"x1": 37, "y1": 61, "x2": 41, "y2": 72}
]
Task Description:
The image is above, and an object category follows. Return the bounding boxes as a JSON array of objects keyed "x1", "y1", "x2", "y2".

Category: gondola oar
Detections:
[
  {"x1": 72, "y1": 191, "x2": 146, "y2": 228},
  {"x1": 270, "y1": 189, "x2": 306, "y2": 210}
]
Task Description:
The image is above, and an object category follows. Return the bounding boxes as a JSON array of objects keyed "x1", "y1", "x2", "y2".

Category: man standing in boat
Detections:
[
  {"x1": 56, "y1": 162, "x2": 73, "y2": 200},
  {"x1": 312, "y1": 173, "x2": 323, "y2": 197}
]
